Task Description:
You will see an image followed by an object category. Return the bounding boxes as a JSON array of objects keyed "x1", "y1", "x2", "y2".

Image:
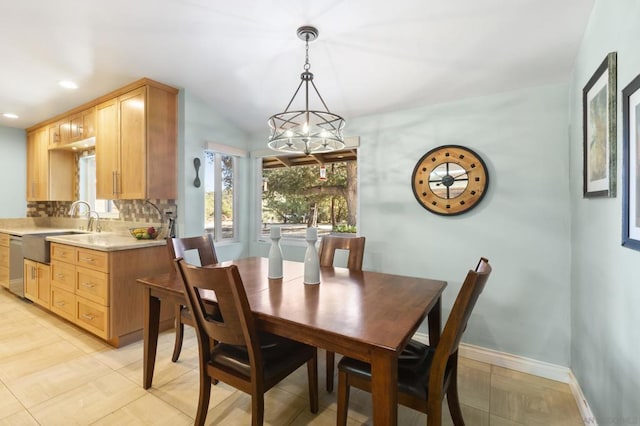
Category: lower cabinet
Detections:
[
  {"x1": 24, "y1": 259, "x2": 50, "y2": 308},
  {"x1": 48, "y1": 242, "x2": 172, "y2": 347}
]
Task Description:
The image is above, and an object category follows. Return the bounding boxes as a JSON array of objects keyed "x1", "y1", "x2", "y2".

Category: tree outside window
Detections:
[
  {"x1": 261, "y1": 154, "x2": 358, "y2": 239},
  {"x1": 204, "y1": 151, "x2": 236, "y2": 240}
]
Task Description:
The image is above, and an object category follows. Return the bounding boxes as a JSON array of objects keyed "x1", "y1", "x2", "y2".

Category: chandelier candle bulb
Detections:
[
  {"x1": 303, "y1": 227, "x2": 320, "y2": 285},
  {"x1": 268, "y1": 226, "x2": 283, "y2": 279}
]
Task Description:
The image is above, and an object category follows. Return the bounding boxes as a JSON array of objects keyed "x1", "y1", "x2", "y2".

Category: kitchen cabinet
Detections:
[
  {"x1": 60, "y1": 107, "x2": 96, "y2": 145},
  {"x1": 24, "y1": 259, "x2": 50, "y2": 308},
  {"x1": 26, "y1": 127, "x2": 49, "y2": 201},
  {"x1": 0, "y1": 233, "x2": 9, "y2": 288},
  {"x1": 26, "y1": 126, "x2": 75, "y2": 201},
  {"x1": 49, "y1": 242, "x2": 173, "y2": 347},
  {"x1": 96, "y1": 83, "x2": 177, "y2": 200}
]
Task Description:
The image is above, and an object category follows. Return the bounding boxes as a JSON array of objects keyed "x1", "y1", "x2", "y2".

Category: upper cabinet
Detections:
[
  {"x1": 26, "y1": 78, "x2": 177, "y2": 202},
  {"x1": 26, "y1": 126, "x2": 75, "y2": 201},
  {"x1": 96, "y1": 83, "x2": 177, "y2": 200}
]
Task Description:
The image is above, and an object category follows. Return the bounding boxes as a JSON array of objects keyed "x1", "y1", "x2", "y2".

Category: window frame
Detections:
[
  {"x1": 254, "y1": 139, "x2": 360, "y2": 244},
  {"x1": 204, "y1": 143, "x2": 244, "y2": 243}
]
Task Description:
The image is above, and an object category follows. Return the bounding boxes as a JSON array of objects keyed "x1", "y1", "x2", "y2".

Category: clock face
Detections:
[{"x1": 411, "y1": 145, "x2": 489, "y2": 216}]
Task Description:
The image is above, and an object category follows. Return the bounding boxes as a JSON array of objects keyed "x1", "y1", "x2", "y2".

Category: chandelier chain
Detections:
[{"x1": 304, "y1": 36, "x2": 311, "y2": 71}]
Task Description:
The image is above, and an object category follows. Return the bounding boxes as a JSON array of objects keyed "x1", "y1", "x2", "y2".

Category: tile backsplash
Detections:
[{"x1": 27, "y1": 199, "x2": 176, "y2": 224}]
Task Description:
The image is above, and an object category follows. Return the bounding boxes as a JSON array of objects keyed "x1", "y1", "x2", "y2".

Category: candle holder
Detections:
[
  {"x1": 303, "y1": 227, "x2": 320, "y2": 285},
  {"x1": 268, "y1": 226, "x2": 283, "y2": 279}
]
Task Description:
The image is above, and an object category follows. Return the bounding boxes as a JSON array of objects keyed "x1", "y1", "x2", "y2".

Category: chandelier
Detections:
[{"x1": 268, "y1": 26, "x2": 345, "y2": 155}]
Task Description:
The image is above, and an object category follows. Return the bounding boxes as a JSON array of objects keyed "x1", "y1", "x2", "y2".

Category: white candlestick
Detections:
[
  {"x1": 305, "y1": 226, "x2": 317, "y2": 241},
  {"x1": 270, "y1": 225, "x2": 281, "y2": 238}
]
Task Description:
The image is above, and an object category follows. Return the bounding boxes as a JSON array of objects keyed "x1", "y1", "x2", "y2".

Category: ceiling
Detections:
[{"x1": 0, "y1": 0, "x2": 594, "y2": 136}]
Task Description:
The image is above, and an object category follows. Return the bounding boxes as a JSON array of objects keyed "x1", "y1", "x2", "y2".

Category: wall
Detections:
[
  {"x1": 179, "y1": 90, "x2": 250, "y2": 261},
  {"x1": 569, "y1": 0, "x2": 640, "y2": 422},
  {"x1": 249, "y1": 83, "x2": 573, "y2": 366},
  {"x1": 0, "y1": 126, "x2": 26, "y2": 218}
]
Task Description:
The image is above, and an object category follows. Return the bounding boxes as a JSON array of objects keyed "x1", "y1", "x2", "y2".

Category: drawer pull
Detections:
[
  {"x1": 81, "y1": 313, "x2": 95, "y2": 321},
  {"x1": 56, "y1": 301, "x2": 66, "y2": 307},
  {"x1": 81, "y1": 282, "x2": 96, "y2": 288},
  {"x1": 56, "y1": 273, "x2": 66, "y2": 278},
  {"x1": 83, "y1": 257, "x2": 95, "y2": 262}
]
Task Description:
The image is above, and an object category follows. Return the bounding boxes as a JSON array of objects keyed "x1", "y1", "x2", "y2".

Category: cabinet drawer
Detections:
[
  {"x1": 0, "y1": 233, "x2": 9, "y2": 247},
  {"x1": 76, "y1": 266, "x2": 109, "y2": 305},
  {"x1": 50, "y1": 285, "x2": 76, "y2": 322},
  {"x1": 76, "y1": 297, "x2": 108, "y2": 339},
  {"x1": 51, "y1": 243, "x2": 77, "y2": 263},
  {"x1": 76, "y1": 248, "x2": 109, "y2": 272},
  {"x1": 50, "y1": 261, "x2": 76, "y2": 292}
]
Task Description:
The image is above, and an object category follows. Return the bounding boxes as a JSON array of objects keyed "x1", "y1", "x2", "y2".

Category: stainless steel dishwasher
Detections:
[{"x1": 9, "y1": 235, "x2": 24, "y2": 297}]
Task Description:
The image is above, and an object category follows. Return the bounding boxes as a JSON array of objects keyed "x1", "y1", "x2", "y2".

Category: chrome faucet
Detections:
[{"x1": 69, "y1": 200, "x2": 101, "y2": 232}]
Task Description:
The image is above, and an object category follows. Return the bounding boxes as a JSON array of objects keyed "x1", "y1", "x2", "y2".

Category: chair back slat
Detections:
[
  {"x1": 167, "y1": 234, "x2": 218, "y2": 266},
  {"x1": 318, "y1": 235, "x2": 365, "y2": 271},
  {"x1": 429, "y1": 258, "x2": 491, "y2": 393},
  {"x1": 175, "y1": 259, "x2": 257, "y2": 348}
]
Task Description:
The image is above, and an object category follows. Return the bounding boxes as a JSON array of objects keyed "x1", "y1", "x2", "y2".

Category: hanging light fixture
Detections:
[{"x1": 268, "y1": 26, "x2": 345, "y2": 155}]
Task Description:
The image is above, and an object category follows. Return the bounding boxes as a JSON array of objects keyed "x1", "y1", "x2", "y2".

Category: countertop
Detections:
[{"x1": 46, "y1": 232, "x2": 166, "y2": 251}]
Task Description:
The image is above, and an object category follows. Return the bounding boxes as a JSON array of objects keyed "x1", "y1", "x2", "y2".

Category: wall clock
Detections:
[{"x1": 411, "y1": 145, "x2": 489, "y2": 216}]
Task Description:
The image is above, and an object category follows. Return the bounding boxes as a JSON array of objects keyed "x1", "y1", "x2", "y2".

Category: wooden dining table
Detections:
[{"x1": 137, "y1": 256, "x2": 446, "y2": 425}]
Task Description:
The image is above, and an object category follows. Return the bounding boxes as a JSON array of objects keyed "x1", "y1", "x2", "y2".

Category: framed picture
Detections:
[
  {"x1": 583, "y1": 52, "x2": 617, "y2": 198},
  {"x1": 622, "y1": 72, "x2": 640, "y2": 251}
]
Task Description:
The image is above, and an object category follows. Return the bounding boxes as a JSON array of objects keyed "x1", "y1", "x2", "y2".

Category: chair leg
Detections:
[
  {"x1": 446, "y1": 360, "x2": 465, "y2": 425},
  {"x1": 307, "y1": 352, "x2": 319, "y2": 413},
  {"x1": 251, "y1": 393, "x2": 265, "y2": 426},
  {"x1": 171, "y1": 305, "x2": 184, "y2": 362},
  {"x1": 194, "y1": 374, "x2": 212, "y2": 426},
  {"x1": 336, "y1": 369, "x2": 350, "y2": 426},
  {"x1": 326, "y1": 350, "x2": 335, "y2": 392}
]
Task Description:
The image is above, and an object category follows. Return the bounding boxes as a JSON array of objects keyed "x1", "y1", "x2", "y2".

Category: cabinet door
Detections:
[
  {"x1": 119, "y1": 87, "x2": 147, "y2": 199},
  {"x1": 26, "y1": 127, "x2": 49, "y2": 200},
  {"x1": 81, "y1": 107, "x2": 96, "y2": 139},
  {"x1": 24, "y1": 259, "x2": 37, "y2": 301},
  {"x1": 49, "y1": 122, "x2": 61, "y2": 147},
  {"x1": 37, "y1": 263, "x2": 51, "y2": 308},
  {"x1": 96, "y1": 98, "x2": 120, "y2": 199}
]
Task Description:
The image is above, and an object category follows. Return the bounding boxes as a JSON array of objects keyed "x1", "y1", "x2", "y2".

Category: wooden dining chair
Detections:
[
  {"x1": 166, "y1": 234, "x2": 218, "y2": 362},
  {"x1": 318, "y1": 234, "x2": 366, "y2": 392},
  {"x1": 174, "y1": 258, "x2": 319, "y2": 426},
  {"x1": 336, "y1": 257, "x2": 491, "y2": 426}
]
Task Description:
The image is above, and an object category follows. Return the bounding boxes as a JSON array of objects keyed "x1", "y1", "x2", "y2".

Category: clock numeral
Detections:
[
  {"x1": 470, "y1": 190, "x2": 476, "y2": 195},
  {"x1": 431, "y1": 157, "x2": 437, "y2": 162},
  {"x1": 459, "y1": 154, "x2": 465, "y2": 159},
  {"x1": 445, "y1": 204, "x2": 451, "y2": 209},
  {"x1": 460, "y1": 200, "x2": 465, "y2": 205},
  {"x1": 419, "y1": 180, "x2": 423, "y2": 185},
  {"x1": 431, "y1": 201, "x2": 437, "y2": 206},
  {"x1": 471, "y1": 163, "x2": 476, "y2": 168},
  {"x1": 422, "y1": 192, "x2": 427, "y2": 196},
  {"x1": 422, "y1": 167, "x2": 427, "y2": 172},
  {"x1": 474, "y1": 177, "x2": 480, "y2": 182},
  {"x1": 445, "y1": 152, "x2": 450, "y2": 157}
]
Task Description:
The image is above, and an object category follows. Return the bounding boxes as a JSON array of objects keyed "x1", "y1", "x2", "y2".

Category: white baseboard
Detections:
[{"x1": 413, "y1": 333, "x2": 596, "y2": 425}]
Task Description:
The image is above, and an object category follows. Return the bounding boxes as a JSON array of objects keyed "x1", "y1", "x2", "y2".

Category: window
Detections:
[
  {"x1": 260, "y1": 149, "x2": 358, "y2": 239},
  {"x1": 204, "y1": 150, "x2": 237, "y2": 241},
  {"x1": 77, "y1": 153, "x2": 119, "y2": 217}
]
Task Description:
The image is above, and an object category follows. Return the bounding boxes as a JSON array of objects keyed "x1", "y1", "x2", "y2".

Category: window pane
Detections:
[
  {"x1": 78, "y1": 154, "x2": 118, "y2": 217},
  {"x1": 261, "y1": 159, "x2": 357, "y2": 239},
  {"x1": 204, "y1": 152, "x2": 215, "y2": 236},
  {"x1": 221, "y1": 155, "x2": 234, "y2": 239}
]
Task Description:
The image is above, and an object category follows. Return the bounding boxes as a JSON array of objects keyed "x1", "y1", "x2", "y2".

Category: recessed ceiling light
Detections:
[
  {"x1": 2, "y1": 113, "x2": 19, "y2": 119},
  {"x1": 59, "y1": 80, "x2": 78, "y2": 89}
]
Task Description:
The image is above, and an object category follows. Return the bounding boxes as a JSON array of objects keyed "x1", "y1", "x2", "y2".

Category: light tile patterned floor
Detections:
[{"x1": 0, "y1": 289, "x2": 584, "y2": 425}]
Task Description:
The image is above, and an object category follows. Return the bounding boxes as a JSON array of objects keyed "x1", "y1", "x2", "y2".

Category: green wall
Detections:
[
  {"x1": 569, "y1": 0, "x2": 640, "y2": 421},
  {"x1": 0, "y1": 126, "x2": 27, "y2": 218}
]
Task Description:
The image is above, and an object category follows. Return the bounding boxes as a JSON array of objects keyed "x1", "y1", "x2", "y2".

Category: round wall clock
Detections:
[{"x1": 411, "y1": 145, "x2": 489, "y2": 216}]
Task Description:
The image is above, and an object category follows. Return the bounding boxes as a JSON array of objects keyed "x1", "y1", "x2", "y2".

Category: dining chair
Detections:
[
  {"x1": 336, "y1": 257, "x2": 491, "y2": 426},
  {"x1": 318, "y1": 234, "x2": 366, "y2": 392},
  {"x1": 174, "y1": 258, "x2": 319, "y2": 426},
  {"x1": 166, "y1": 234, "x2": 219, "y2": 362}
]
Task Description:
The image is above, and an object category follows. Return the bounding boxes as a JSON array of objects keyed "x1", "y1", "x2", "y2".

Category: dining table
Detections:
[{"x1": 137, "y1": 256, "x2": 446, "y2": 425}]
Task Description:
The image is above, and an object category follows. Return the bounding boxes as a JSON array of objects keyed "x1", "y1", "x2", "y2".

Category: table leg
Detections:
[
  {"x1": 371, "y1": 348, "x2": 398, "y2": 425},
  {"x1": 143, "y1": 287, "x2": 161, "y2": 389},
  {"x1": 428, "y1": 297, "x2": 442, "y2": 347}
]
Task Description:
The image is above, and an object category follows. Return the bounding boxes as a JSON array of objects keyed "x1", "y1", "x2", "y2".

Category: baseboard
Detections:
[{"x1": 413, "y1": 333, "x2": 596, "y2": 425}]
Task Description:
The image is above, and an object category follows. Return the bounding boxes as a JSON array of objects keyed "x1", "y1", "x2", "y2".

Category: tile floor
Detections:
[{"x1": 0, "y1": 289, "x2": 584, "y2": 425}]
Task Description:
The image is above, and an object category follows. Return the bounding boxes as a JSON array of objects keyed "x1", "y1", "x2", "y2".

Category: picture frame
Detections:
[
  {"x1": 583, "y1": 52, "x2": 617, "y2": 198},
  {"x1": 622, "y1": 72, "x2": 640, "y2": 251}
]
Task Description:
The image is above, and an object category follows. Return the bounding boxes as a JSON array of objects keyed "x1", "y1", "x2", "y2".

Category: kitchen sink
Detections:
[{"x1": 22, "y1": 231, "x2": 86, "y2": 264}]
